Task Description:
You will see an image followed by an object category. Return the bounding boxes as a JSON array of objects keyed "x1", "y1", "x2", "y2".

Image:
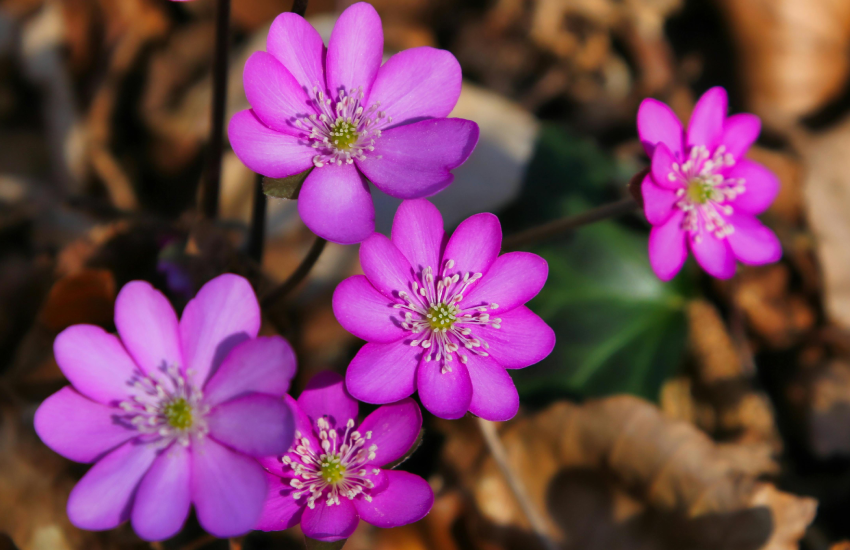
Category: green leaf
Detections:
[
  {"x1": 262, "y1": 168, "x2": 313, "y2": 199},
  {"x1": 304, "y1": 537, "x2": 346, "y2": 550}
]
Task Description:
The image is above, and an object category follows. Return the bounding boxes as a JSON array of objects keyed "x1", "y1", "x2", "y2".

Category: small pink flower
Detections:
[
  {"x1": 228, "y1": 2, "x2": 479, "y2": 245},
  {"x1": 638, "y1": 86, "x2": 781, "y2": 280},
  {"x1": 35, "y1": 274, "x2": 297, "y2": 541},
  {"x1": 257, "y1": 371, "x2": 433, "y2": 542},
  {"x1": 333, "y1": 200, "x2": 555, "y2": 421}
]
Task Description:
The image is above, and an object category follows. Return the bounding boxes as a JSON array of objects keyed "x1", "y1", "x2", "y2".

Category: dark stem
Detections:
[
  {"x1": 200, "y1": 0, "x2": 231, "y2": 219},
  {"x1": 246, "y1": 174, "x2": 266, "y2": 263},
  {"x1": 291, "y1": 0, "x2": 309, "y2": 16},
  {"x1": 503, "y1": 197, "x2": 638, "y2": 251},
  {"x1": 261, "y1": 236, "x2": 327, "y2": 309}
]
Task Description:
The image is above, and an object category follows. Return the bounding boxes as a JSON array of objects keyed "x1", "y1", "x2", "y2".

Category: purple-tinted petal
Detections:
[
  {"x1": 208, "y1": 394, "x2": 294, "y2": 457},
  {"x1": 466, "y1": 354, "x2": 518, "y2": 421},
  {"x1": 131, "y1": 443, "x2": 191, "y2": 542},
  {"x1": 650, "y1": 142, "x2": 683, "y2": 190},
  {"x1": 686, "y1": 86, "x2": 727, "y2": 151},
  {"x1": 244, "y1": 52, "x2": 314, "y2": 135},
  {"x1": 690, "y1": 232, "x2": 736, "y2": 279},
  {"x1": 648, "y1": 211, "x2": 688, "y2": 281},
  {"x1": 255, "y1": 471, "x2": 304, "y2": 531},
  {"x1": 417, "y1": 360, "x2": 472, "y2": 419},
  {"x1": 203, "y1": 336, "x2": 296, "y2": 407},
  {"x1": 301, "y1": 498, "x2": 359, "y2": 542},
  {"x1": 191, "y1": 437, "x2": 267, "y2": 538},
  {"x1": 475, "y1": 306, "x2": 555, "y2": 369},
  {"x1": 228, "y1": 110, "x2": 315, "y2": 178},
  {"x1": 359, "y1": 233, "x2": 416, "y2": 298},
  {"x1": 728, "y1": 159, "x2": 779, "y2": 215},
  {"x1": 347, "y1": 341, "x2": 420, "y2": 404},
  {"x1": 726, "y1": 213, "x2": 782, "y2": 265},
  {"x1": 355, "y1": 470, "x2": 433, "y2": 528},
  {"x1": 35, "y1": 387, "x2": 134, "y2": 463},
  {"x1": 443, "y1": 212, "x2": 502, "y2": 279},
  {"x1": 298, "y1": 371, "x2": 359, "y2": 428},
  {"x1": 391, "y1": 199, "x2": 445, "y2": 272},
  {"x1": 66, "y1": 440, "x2": 158, "y2": 531},
  {"x1": 357, "y1": 398, "x2": 421, "y2": 467},
  {"x1": 53, "y1": 325, "x2": 137, "y2": 405},
  {"x1": 258, "y1": 396, "x2": 318, "y2": 477},
  {"x1": 180, "y1": 274, "x2": 260, "y2": 387},
  {"x1": 357, "y1": 118, "x2": 479, "y2": 199},
  {"x1": 297, "y1": 163, "x2": 374, "y2": 245},
  {"x1": 368, "y1": 47, "x2": 461, "y2": 124},
  {"x1": 642, "y1": 175, "x2": 680, "y2": 225},
  {"x1": 267, "y1": 12, "x2": 325, "y2": 94},
  {"x1": 333, "y1": 276, "x2": 407, "y2": 344},
  {"x1": 720, "y1": 113, "x2": 760, "y2": 159},
  {"x1": 326, "y1": 2, "x2": 383, "y2": 101},
  {"x1": 460, "y1": 252, "x2": 547, "y2": 314},
  {"x1": 637, "y1": 98, "x2": 684, "y2": 158}
]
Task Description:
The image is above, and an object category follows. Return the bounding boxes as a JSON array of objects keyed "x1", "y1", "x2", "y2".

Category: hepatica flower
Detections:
[
  {"x1": 257, "y1": 371, "x2": 432, "y2": 541},
  {"x1": 34, "y1": 274, "x2": 297, "y2": 540},
  {"x1": 333, "y1": 200, "x2": 555, "y2": 421},
  {"x1": 638, "y1": 86, "x2": 781, "y2": 280},
  {"x1": 228, "y1": 2, "x2": 479, "y2": 245}
]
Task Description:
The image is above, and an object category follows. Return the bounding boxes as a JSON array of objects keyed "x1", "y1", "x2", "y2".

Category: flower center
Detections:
[
  {"x1": 686, "y1": 178, "x2": 714, "y2": 205},
  {"x1": 329, "y1": 120, "x2": 359, "y2": 150},
  {"x1": 427, "y1": 303, "x2": 458, "y2": 330},
  {"x1": 320, "y1": 457, "x2": 346, "y2": 484}
]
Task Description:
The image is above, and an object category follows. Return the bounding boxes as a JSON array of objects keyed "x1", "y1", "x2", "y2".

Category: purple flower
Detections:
[
  {"x1": 34, "y1": 274, "x2": 297, "y2": 541},
  {"x1": 638, "y1": 86, "x2": 782, "y2": 280},
  {"x1": 256, "y1": 371, "x2": 433, "y2": 541},
  {"x1": 332, "y1": 200, "x2": 555, "y2": 421},
  {"x1": 228, "y1": 2, "x2": 480, "y2": 245}
]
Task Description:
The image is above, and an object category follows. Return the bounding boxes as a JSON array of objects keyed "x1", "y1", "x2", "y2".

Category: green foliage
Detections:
[{"x1": 262, "y1": 168, "x2": 313, "y2": 199}]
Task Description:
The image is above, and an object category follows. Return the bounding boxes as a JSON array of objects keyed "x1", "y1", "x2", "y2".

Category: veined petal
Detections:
[
  {"x1": 720, "y1": 113, "x2": 760, "y2": 159},
  {"x1": 443, "y1": 212, "x2": 502, "y2": 279},
  {"x1": 255, "y1": 471, "x2": 305, "y2": 531},
  {"x1": 228, "y1": 110, "x2": 315, "y2": 178},
  {"x1": 357, "y1": 398, "x2": 422, "y2": 468},
  {"x1": 347, "y1": 341, "x2": 420, "y2": 404},
  {"x1": 650, "y1": 142, "x2": 683, "y2": 191},
  {"x1": 649, "y1": 210, "x2": 688, "y2": 281},
  {"x1": 726, "y1": 213, "x2": 782, "y2": 265},
  {"x1": 326, "y1": 2, "x2": 383, "y2": 102},
  {"x1": 208, "y1": 394, "x2": 294, "y2": 458},
  {"x1": 686, "y1": 86, "x2": 727, "y2": 151},
  {"x1": 300, "y1": 497, "x2": 359, "y2": 542},
  {"x1": 258, "y1": 395, "x2": 319, "y2": 478},
  {"x1": 391, "y1": 199, "x2": 445, "y2": 273},
  {"x1": 460, "y1": 252, "x2": 547, "y2": 314},
  {"x1": 690, "y1": 230, "x2": 736, "y2": 279},
  {"x1": 466, "y1": 354, "x2": 519, "y2": 422},
  {"x1": 417, "y1": 359, "x2": 472, "y2": 420},
  {"x1": 475, "y1": 306, "x2": 555, "y2": 369},
  {"x1": 203, "y1": 336, "x2": 296, "y2": 407},
  {"x1": 354, "y1": 470, "x2": 433, "y2": 528},
  {"x1": 642, "y1": 175, "x2": 680, "y2": 225},
  {"x1": 359, "y1": 233, "x2": 416, "y2": 298},
  {"x1": 637, "y1": 98, "x2": 684, "y2": 158},
  {"x1": 244, "y1": 51, "x2": 315, "y2": 135},
  {"x1": 131, "y1": 443, "x2": 191, "y2": 542},
  {"x1": 333, "y1": 276, "x2": 407, "y2": 344},
  {"x1": 267, "y1": 12, "x2": 326, "y2": 95},
  {"x1": 297, "y1": 371, "x2": 359, "y2": 428},
  {"x1": 297, "y1": 163, "x2": 375, "y2": 245},
  {"x1": 728, "y1": 159, "x2": 779, "y2": 215}
]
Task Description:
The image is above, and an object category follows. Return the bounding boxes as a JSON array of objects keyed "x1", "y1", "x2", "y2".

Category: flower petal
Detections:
[
  {"x1": 243, "y1": 51, "x2": 314, "y2": 135},
  {"x1": 258, "y1": 395, "x2": 319, "y2": 478},
  {"x1": 417, "y1": 360, "x2": 472, "y2": 419},
  {"x1": 228, "y1": 109, "x2": 315, "y2": 178},
  {"x1": 357, "y1": 398, "x2": 422, "y2": 467},
  {"x1": 297, "y1": 163, "x2": 375, "y2": 245},
  {"x1": 648, "y1": 210, "x2": 688, "y2": 281},
  {"x1": 690, "y1": 232, "x2": 736, "y2": 279},
  {"x1": 326, "y1": 2, "x2": 383, "y2": 101},
  {"x1": 359, "y1": 233, "x2": 416, "y2": 298},
  {"x1": 642, "y1": 174, "x2": 680, "y2": 225},
  {"x1": 66, "y1": 440, "x2": 158, "y2": 531},
  {"x1": 466, "y1": 354, "x2": 519, "y2": 421},
  {"x1": 333, "y1": 276, "x2": 407, "y2": 344},
  {"x1": 357, "y1": 118, "x2": 479, "y2": 199},
  {"x1": 728, "y1": 159, "x2": 779, "y2": 215},
  {"x1": 686, "y1": 86, "x2": 727, "y2": 151},
  {"x1": 297, "y1": 371, "x2": 359, "y2": 428},
  {"x1": 203, "y1": 336, "x2": 296, "y2": 407},
  {"x1": 443, "y1": 212, "x2": 502, "y2": 279},
  {"x1": 460, "y1": 252, "x2": 547, "y2": 314},
  {"x1": 347, "y1": 341, "x2": 420, "y2": 404},
  {"x1": 53, "y1": 325, "x2": 137, "y2": 405},
  {"x1": 131, "y1": 443, "x2": 191, "y2": 542},
  {"x1": 208, "y1": 394, "x2": 294, "y2": 458},
  {"x1": 35, "y1": 387, "x2": 134, "y2": 463},
  {"x1": 650, "y1": 142, "x2": 683, "y2": 191},
  {"x1": 255, "y1": 471, "x2": 305, "y2": 531},
  {"x1": 474, "y1": 306, "x2": 555, "y2": 369},
  {"x1": 300, "y1": 498, "x2": 359, "y2": 542},
  {"x1": 637, "y1": 98, "x2": 683, "y2": 158},
  {"x1": 368, "y1": 47, "x2": 461, "y2": 124},
  {"x1": 391, "y1": 199, "x2": 445, "y2": 273},
  {"x1": 720, "y1": 113, "x2": 760, "y2": 159},
  {"x1": 191, "y1": 437, "x2": 268, "y2": 538},
  {"x1": 355, "y1": 470, "x2": 433, "y2": 528},
  {"x1": 267, "y1": 12, "x2": 326, "y2": 94},
  {"x1": 726, "y1": 213, "x2": 782, "y2": 265},
  {"x1": 180, "y1": 274, "x2": 260, "y2": 387}
]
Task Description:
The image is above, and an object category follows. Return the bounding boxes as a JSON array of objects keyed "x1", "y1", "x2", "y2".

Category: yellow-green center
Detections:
[
  {"x1": 428, "y1": 303, "x2": 457, "y2": 330},
  {"x1": 686, "y1": 178, "x2": 714, "y2": 204},
  {"x1": 321, "y1": 457, "x2": 346, "y2": 484},
  {"x1": 329, "y1": 120, "x2": 359, "y2": 150},
  {"x1": 164, "y1": 398, "x2": 193, "y2": 430}
]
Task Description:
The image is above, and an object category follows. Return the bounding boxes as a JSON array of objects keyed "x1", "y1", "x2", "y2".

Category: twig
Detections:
[
  {"x1": 246, "y1": 173, "x2": 266, "y2": 263},
  {"x1": 476, "y1": 417, "x2": 559, "y2": 550},
  {"x1": 261, "y1": 236, "x2": 327, "y2": 309}
]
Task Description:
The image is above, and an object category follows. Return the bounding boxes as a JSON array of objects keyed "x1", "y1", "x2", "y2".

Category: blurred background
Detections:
[{"x1": 1, "y1": 0, "x2": 849, "y2": 548}]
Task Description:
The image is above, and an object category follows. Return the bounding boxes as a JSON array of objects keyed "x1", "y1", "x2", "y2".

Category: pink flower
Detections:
[
  {"x1": 333, "y1": 200, "x2": 555, "y2": 421},
  {"x1": 34, "y1": 274, "x2": 297, "y2": 541},
  {"x1": 228, "y1": 2, "x2": 479, "y2": 245},
  {"x1": 256, "y1": 371, "x2": 433, "y2": 541},
  {"x1": 638, "y1": 86, "x2": 781, "y2": 280}
]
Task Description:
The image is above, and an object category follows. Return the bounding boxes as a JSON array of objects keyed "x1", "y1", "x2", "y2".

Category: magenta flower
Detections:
[
  {"x1": 34, "y1": 274, "x2": 297, "y2": 541},
  {"x1": 638, "y1": 86, "x2": 781, "y2": 280},
  {"x1": 256, "y1": 371, "x2": 432, "y2": 541},
  {"x1": 332, "y1": 200, "x2": 555, "y2": 421},
  {"x1": 228, "y1": 2, "x2": 479, "y2": 245}
]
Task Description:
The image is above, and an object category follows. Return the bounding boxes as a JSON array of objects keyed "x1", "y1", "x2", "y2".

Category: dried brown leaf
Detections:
[{"x1": 38, "y1": 269, "x2": 116, "y2": 332}]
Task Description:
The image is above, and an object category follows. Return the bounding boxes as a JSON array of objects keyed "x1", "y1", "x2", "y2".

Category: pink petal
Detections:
[
  {"x1": 243, "y1": 51, "x2": 314, "y2": 135},
  {"x1": 359, "y1": 233, "x2": 416, "y2": 298},
  {"x1": 726, "y1": 213, "x2": 782, "y2": 265},
  {"x1": 443, "y1": 212, "x2": 502, "y2": 278},
  {"x1": 66, "y1": 440, "x2": 158, "y2": 531},
  {"x1": 391, "y1": 199, "x2": 445, "y2": 273},
  {"x1": 637, "y1": 98, "x2": 683, "y2": 158},
  {"x1": 474, "y1": 306, "x2": 555, "y2": 369},
  {"x1": 333, "y1": 276, "x2": 407, "y2": 344},
  {"x1": 728, "y1": 159, "x2": 779, "y2": 215},
  {"x1": 650, "y1": 142, "x2": 683, "y2": 190},
  {"x1": 297, "y1": 371, "x2": 359, "y2": 428},
  {"x1": 460, "y1": 252, "x2": 547, "y2": 314},
  {"x1": 180, "y1": 274, "x2": 260, "y2": 387},
  {"x1": 690, "y1": 231, "x2": 736, "y2": 279},
  {"x1": 208, "y1": 394, "x2": 294, "y2": 457},
  {"x1": 258, "y1": 395, "x2": 318, "y2": 478},
  {"x1": 255, "y1": 471, "x2": 304, "y2": 531},
  {"x1": 53, "y1": 325, "x2": 137, "y2": 405},
  {"x1": 466, "y1": 354, "x2": 519, "y2": 421},
  {"x1": 228, "y1": 109, "x2": 315, "y2": 178},
  {"x1": 347, "y1": 341, "x2": 420, "y2": 404},
  {"x1": 297, "y1": 163, "x2": 375, "y2": 245},
  {"x1": 642, "y1": 174, "x2": 680, "y2": 225},
  {"x1": 357, "y1": 398, "x2": 422, "y2": 467},
  {"x1": 648, "y1": 210, "x2": 688, "y2": 281},
  {"x1": 686, "y1": 86, "x2": 727, "y2": 151},
  {"x1": 35, "y1": 387, "x2": 134, "y2": 463},
  {"x1": 368, "y1": 47, "x2": 461, "y2": 124},
  {"x1": 326, "y1": 2, "x2": 383, "y2": 101},
  {"x1": 131, "y1": 443, "x2": 191, "y2": 542},
  {"x1": 191, "y1": 437, "x2": 268, "y2": 538},
  {"x1": 357, "y1": 118, "x2": 479, "y2": 199},
  {"x1": 417, "y1": 360, "x2": 472, "y2": 419},
  {"x1": 720, "y1": 113, "x2": 760, "y2": 159},
  {"x1": 301, "y1": 497, "x2": 359, "y2": 542},
  {"x1": 355, "y1": 470, "x2": 433, "y2": 528},
  {"x1": 267, "y1": 12, "x2": 326, "y2": 94},
  {"x1": 203, "y1": 336, "x2": 296, "y2": 407}
]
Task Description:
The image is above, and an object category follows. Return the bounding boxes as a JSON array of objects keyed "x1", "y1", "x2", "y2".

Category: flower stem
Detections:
[
  {"x1": 476, "y1": 417, "x2": 559, "y2": 550},
  {"x1": 503, "y1": 196, "x2": 638, "y2": 251},
  {"x1": 261, "y1": 236, "x2": 327, "y2": 309}
]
